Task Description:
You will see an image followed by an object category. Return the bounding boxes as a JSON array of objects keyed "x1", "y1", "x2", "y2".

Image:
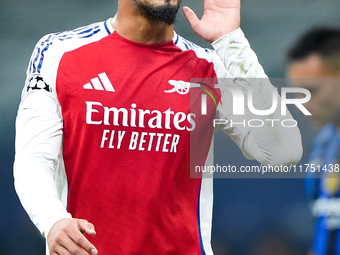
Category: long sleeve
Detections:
[
  {"x1": 14, "y1": 90, "x2": 71, "y2": 238},
  {"x1": 212, "y1": 28, "x2": 302, "y2": 166},
  {"x1": 13, "y1": 20, "x2": 113, "y2": 240}
]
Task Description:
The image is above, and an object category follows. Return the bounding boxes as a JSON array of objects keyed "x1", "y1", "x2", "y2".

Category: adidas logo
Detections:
[{"x1": 83, "y1": 72, "x2": 115, "y2": 92}]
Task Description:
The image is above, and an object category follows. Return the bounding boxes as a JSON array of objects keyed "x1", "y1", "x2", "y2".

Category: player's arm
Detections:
[
  {"x1": 213, "y1": 31, "x2": 302, "y2": 166},
  {"x1": 14, "y1": 36, "x2": 98, "y2": 255},
  {"x1": 183, "y1": 0, "x2": 302, "y2": 166}
]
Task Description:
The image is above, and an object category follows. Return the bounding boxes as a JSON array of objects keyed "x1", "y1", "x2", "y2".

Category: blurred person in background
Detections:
[{"x1": 287, "y1": 27, "x2": 340, "y2": 255}]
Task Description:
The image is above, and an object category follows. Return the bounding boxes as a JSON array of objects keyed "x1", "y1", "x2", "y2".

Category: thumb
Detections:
[
  {"x1": 182, "y1": 6, "x2": 199, "y2": 29},
  {"x1": 77, "y1": 219, "x2": 96, "y2": 236}
]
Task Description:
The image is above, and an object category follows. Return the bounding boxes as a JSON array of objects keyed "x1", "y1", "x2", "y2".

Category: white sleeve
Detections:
[
  {"x1": 14, "y1": 24, "x2": 111, "y2": 240},
  {"x1": 14, "y1": 80, "x2": 71, "y2": 238},
  {"x1": 212, "y1": 28, "x2": 303, "y2": 166}
]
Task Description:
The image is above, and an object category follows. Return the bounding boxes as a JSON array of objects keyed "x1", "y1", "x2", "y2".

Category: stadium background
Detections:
[{"x1": 1, "y1": 0, "x2": 339, "y2": 254}]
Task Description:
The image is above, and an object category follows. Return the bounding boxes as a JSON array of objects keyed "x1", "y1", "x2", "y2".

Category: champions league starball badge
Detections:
[{"x1": 27, "y1": 76, "x2": 52, "y2": 93}]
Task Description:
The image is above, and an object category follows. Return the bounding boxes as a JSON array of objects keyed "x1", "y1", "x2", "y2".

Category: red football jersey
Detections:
[
  {"x1": 14, "y1": 19, "x2": 302, "y2": 255},
  {"x1": 57, "y1": 27, "x2": 217, "y2": 254}
]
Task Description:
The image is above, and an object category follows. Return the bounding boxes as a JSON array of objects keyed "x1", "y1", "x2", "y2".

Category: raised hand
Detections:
[
  {"x1": 47, "y1": 218, "x2": 98, "y2": 255},
  {"x1": 182, "y1": 0, "x2": 241, "y2": 43}
]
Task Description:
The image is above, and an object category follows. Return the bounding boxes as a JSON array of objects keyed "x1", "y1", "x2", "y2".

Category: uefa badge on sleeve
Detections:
[{"x1": 27, "y1": 75, "x2": 52, "y2": 93}]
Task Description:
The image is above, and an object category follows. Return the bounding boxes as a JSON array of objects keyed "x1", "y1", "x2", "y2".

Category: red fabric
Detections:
[{"x1": 56, "y1": 32, "x2": 217, "y2": 254}]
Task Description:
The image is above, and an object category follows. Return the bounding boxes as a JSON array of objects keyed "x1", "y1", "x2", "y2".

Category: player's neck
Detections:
[{"x1": 112, "y1": 3, "x2": 175, "y2": 44}]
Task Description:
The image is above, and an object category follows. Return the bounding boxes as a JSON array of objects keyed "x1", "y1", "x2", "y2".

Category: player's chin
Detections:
[{"x1": 141, "y1": 3, "x2": 180, "y2": 25}]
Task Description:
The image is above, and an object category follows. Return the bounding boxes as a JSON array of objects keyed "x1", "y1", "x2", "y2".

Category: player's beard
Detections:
[{"x1": 136, "y1": 0, "x2": 182, "y2": 25}]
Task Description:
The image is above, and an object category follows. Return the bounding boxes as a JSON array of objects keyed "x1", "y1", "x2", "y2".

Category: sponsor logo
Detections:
[
  {"x1": 85, "y1": 101, "x2": 196, "y2": 132},
  {"x1": 83, "y1": 72, "x2": 115, "y2": 92},
  {"x1": 85, "y1": 101, "x2": 196, "y2": 152}
]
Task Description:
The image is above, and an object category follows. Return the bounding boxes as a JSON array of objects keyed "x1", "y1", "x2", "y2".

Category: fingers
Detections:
[
  {"x1": 50, "y1": 231, "x2": 90, "y2": 255},
  {"x1": 48, "y1": 218, "x2": 98, "y2": 255},
  {"x1": 66, "y1": 234, "x2": 94, "y2": 255},
  {"x1": 51, "y1": 245, "x2": 72, "y2": 255},
  {"x1": 77, "y1": 219, "x2": 96, "y2": 237},
  {"x1": 69, "y1": 226, "x2": 98, "y2": 255},
  {"x1": 182, "y1": 6, "x2": 199, "y2": 29}
]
